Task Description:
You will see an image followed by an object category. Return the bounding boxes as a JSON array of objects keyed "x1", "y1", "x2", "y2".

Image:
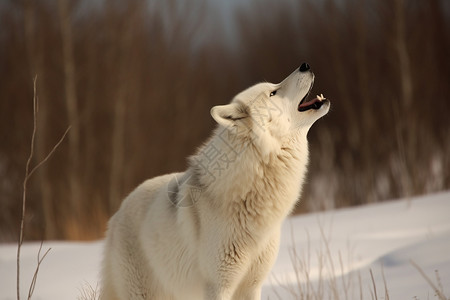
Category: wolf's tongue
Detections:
[
  {"x1": 298, "y1": 97, "x2": 321, "y2": 111},
  {"x1": 298, "y1": 94, "x2": 327, "y2": 112},
  {"x1": 299, "y1": 97, "x2": 319, "y2": 108}
]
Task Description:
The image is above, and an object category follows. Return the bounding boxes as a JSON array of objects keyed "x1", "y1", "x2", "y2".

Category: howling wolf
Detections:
[{"x1": 100, "y1": 63, "x2": 330, "y2": 300}]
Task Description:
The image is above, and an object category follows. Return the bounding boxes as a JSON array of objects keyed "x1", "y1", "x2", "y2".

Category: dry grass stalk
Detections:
[
  {"x1": 380, "y1": 264, "x2": 389, "y2": 300},
  {"x1": 268, "y1": 224, "x2": 449, "y2": 300},
  {"x1": 77, "y1": 281, "x2": 99, "y2": 300},
  {"x1": 369, "y1": 269, "x2": 378, "y2": 300},
  {"x1": 357, "y1": 271, "x2": 363, "y2": 300},
  {"x1": 410, "y1": 260, "x2": 448, "y2": 300},
  {"x1": 276, "y1": 221, "x2": 361, "y2": 299}
]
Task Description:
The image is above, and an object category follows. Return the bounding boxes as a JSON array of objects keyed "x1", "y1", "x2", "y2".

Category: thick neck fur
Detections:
[{"x1": 189, "y1": 125, "x2": 310, "y2": 231}]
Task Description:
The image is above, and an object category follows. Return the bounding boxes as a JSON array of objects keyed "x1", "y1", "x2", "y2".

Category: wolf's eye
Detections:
[{"x1": 270, "y1": 90, "x2": 277, "y2": 97}]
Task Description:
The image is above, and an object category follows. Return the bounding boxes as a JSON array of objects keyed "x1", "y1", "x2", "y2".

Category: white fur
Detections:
[{"x1": 100, "y1": 66, "x2": 330, "y2": 300}]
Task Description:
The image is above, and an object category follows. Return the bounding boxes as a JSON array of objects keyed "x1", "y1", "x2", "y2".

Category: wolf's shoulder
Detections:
[{"x1": 116, "y1": 172, "x2": 182, "y2": 216}]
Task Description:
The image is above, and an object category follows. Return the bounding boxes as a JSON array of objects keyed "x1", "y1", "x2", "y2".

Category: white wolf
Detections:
[{"x1": 100, "y1": 63, "x2": 330, "y2": 300}]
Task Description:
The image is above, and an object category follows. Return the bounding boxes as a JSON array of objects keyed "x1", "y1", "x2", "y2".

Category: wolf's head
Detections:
[{"x1": 210, "y1": 63, "x2": 330, "y2": 153}]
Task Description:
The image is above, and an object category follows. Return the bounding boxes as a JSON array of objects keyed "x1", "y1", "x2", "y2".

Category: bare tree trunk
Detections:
[
  {"x1": 354, "y1": 0, "x2": 377, "y2": 202},
  {"x1": 106, "y1": 4, "x2": 130, "y2": 213},
  {"x1": 354, "y1": 0, "x2": 370, "y2": 123},
  {"x1": 428, "y1": 0, "x2": 450, "y2": 91},
  {"x1": 107, "y1": 2, "x2": 147, "y2": 213},
  {"x1": 57, "y1": 0, "x2": 82, "y2": 236},
  {"x1": 23, "y1": 0, "x2": 56, "y2": 239},
  {"x1": 324, "y1": 0, "x2": 357, "y2": 146},
  {"x1": 393, "y1": 0, "x2": 413, "y2": 109},
  {"x1": 109, "y1": 93, "x2": 126, "y2": 212},
  {"x1": 393, "y1": 0, "x2": 414, "y2": 195}
]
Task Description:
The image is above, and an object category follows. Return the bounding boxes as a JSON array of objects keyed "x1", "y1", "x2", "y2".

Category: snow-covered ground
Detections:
[{"x1": 1, "y1": 191, "x2": 449, "y2": 299}]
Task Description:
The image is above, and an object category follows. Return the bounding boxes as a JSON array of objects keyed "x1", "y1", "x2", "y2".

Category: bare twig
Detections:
[
  {"x1": 28, "y1": 241, "x2": 51, "y2": 299},
  {"x1": 17, "y1": 76, "x2": 38, "y2": 300},
  {"x1": 16, "y1": 76, "x2": 70, "y2": 300}
]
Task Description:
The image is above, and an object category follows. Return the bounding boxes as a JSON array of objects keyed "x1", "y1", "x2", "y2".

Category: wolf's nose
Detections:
[{"x1": 299, "y1": 62, "x2": 310, "y2": 72}]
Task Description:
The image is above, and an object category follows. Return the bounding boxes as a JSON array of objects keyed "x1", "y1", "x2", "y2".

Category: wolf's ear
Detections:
[{"x1": 210, "y1": 102, "x2": 249, "y2": 128}]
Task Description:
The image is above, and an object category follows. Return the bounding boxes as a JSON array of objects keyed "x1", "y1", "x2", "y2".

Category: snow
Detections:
[
  {"x1": 1, "y1": 191, "x2": 449, "y2": 299},
  {"x1": 264, "y1": 191, "x2": 450, "y2": 299}
]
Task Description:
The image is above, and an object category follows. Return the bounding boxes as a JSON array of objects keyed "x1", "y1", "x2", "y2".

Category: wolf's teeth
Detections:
[{"x1": 317, "y1": 94, "x2": 325, "y2": 101}]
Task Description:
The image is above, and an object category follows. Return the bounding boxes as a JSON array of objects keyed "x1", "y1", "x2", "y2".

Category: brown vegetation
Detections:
[{"x1": 0, "y1": 0, "x2": 449, "y2": 241}]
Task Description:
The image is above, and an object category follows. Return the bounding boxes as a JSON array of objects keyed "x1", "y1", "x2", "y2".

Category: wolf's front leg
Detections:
[
  {"x1": 233, "y1": 236, "x2": 279, "y2": 300},
  {"x1": 203, "y1": 257, "x2": 248, "y2": 300},
  {"x1": 204, "y1": 283, "x2": 234, "y2": 300},
  {"x1": 232, "y1": 287, "x2": 262, "y2": 300}
]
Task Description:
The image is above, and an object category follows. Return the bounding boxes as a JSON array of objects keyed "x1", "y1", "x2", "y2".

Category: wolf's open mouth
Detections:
[{"x1": 298, "y1": 94, "x2": 327, "y2": 112}]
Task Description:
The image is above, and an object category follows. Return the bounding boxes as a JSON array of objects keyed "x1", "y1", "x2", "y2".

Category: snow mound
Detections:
[{"x1": 1, "y1": 191, "x2": 449, "y2": 299}]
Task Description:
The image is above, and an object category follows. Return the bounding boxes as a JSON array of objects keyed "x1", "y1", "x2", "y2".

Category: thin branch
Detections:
[
  {"x1": 16, "y1": 76, "x2": 70, "y2": 300},
  {"x1": 28, "y1": 126, "x2": 71, "y2": 179},
  {"x1": 17, "y1": 75, "x2": 39, "y2": 300},
  {"x1": 28, "y1": 241, "x2": 51, "y2": 299}
]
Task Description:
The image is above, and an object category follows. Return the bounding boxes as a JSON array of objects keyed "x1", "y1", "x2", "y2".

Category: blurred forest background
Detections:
[{"x1": 0, "y1": 0, "x2": 449, "y2": 241}]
